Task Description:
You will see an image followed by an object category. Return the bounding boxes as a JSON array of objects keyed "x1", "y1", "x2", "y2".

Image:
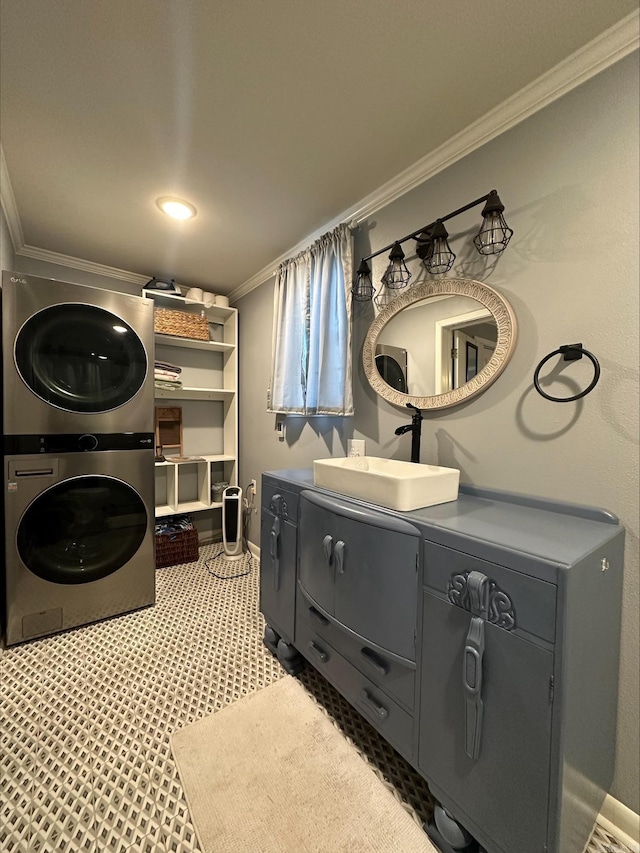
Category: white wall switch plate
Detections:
[{"x1": 347, "y1": 439, "x2": 366, "y2": 457}]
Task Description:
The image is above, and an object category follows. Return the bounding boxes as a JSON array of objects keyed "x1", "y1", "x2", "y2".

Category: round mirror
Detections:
[{"x1": 363, "y1": 278, "x2": 517, "y2": 410}]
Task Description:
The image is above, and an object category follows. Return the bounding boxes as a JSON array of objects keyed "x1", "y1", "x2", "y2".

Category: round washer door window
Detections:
[
  {"x1": 17, "y1": 476, "x2": 148, "y2": 584},
  {"x1": 375, "y1": 354, "x2": 407, "y2": 393},
  {"x1": 14, "y1": 303, "x2": 148, "y2": 413}
]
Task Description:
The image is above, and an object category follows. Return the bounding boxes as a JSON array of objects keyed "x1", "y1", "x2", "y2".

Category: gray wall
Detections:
[
  {"x1": 238, "y1": 53, "x2": 639, "y2": 810},
  {"x1": 0, "y1": 205, "x2": 16, "y2": 272}
]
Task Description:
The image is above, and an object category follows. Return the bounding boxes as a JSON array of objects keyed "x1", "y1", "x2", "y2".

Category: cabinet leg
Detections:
[
  {"x1": 425, "y1": 805, "x2": 480, "y2": 852},
  {"x1": 276, "y1": 638, "x2": 305, "y2": 676},
  {"x1": 263, "y1": 625, "x2": 280, "y2": 656}
]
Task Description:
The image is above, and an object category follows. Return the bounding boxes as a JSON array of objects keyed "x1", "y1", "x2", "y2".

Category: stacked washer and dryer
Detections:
[{"x1": 1, "y1": 272, "x2": 156, "y2": 646}]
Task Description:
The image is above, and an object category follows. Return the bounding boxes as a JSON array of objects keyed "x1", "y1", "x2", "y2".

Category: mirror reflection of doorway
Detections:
[
  {"x1": 451, "y1": 322, "x2": 497, "y2": 389},
  {"x1": 375, "y1": 344, "x2": 408, "y2": 393},
  {"x1": 434, "y1": 310, "x2": 497, "y2": 393}
]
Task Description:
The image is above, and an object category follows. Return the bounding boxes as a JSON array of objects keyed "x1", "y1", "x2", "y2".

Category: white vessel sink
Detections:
[{"x1": 313, "y1": 456, "x2": 460, "y2": 511}]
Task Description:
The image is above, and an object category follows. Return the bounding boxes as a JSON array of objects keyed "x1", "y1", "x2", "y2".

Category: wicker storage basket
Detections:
[
  {"x1": 155, "y1": 527, "x2": 200, "y2": 568},
  {"x1": 154, "y1": 308, "x2": 209, "y2": 341}
]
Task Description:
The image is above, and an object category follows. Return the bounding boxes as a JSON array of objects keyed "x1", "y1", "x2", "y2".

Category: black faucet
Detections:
[{"x1": 394, "y1": 403, "x2": 423, "y2": 463}]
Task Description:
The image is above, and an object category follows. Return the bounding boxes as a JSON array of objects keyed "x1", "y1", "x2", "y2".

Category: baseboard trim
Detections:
[
  {"x1": 598, "y1": 795, "x2": 640, "y2": 851},
  {"x1": 248, "y1": 540, "x2": 260, "y2": 560}
]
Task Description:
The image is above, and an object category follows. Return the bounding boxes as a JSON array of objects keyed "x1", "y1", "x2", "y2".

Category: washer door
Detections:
[
  {"x1": 375, "y1": 353, "x2": 407, "y2": 393},
  {"x1": 17, "y1": 475, "x2": 148, "y2": 584},
  {"x1": 14, "y1": 303, "x2": 148, "y2": 413}
]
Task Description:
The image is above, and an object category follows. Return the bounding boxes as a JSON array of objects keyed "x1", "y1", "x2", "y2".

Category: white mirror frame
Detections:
[{"x1": 362, "y1": 278, "x2": 517, "y2": 411}]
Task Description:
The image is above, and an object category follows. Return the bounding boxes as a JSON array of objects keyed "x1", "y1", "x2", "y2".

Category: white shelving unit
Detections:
[{"x1": 145, "y1": 291, "x2": 238, "y2": 519}]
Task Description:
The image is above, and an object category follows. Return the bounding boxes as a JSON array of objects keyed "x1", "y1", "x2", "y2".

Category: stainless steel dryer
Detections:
[
  {"x1": 2, "y1": 272, "x2": 154, "y2": 437},
  {"x1": 3, "y1": 442, "x2": 155, "y2": 646}
]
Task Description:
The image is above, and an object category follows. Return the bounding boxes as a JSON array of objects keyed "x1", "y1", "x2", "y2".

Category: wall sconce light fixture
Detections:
[
  {"x1": 416, "y1": 220, "x2": 456, "y2": 274},
  {"x1": 352, "y1": 189, "x2": 513, "y2": 302},
  {"x1": 473, "y1": 190, "x2": 514, "y2": 255},
  {"x1": 352, "y1": 259, "x2": 375, "y2": 302},
  {"x1": 381, "y1": 242, "x2": 412, "y2": 290}
]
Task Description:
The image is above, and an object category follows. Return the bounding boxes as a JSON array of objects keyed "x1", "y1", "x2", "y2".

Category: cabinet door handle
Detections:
[
  {"x1": 360, "y1": 647, "x2": 389, "y2": 676},
  {"x1": 463, "y1": 615, "x2": 485, "y2": 761},
  {"x1": 270, "y1": 517, "x2": 281, "y2": 591},
  {"x1": 309, "y1": 641, "x2": 329, "y2": 663},
  {"x1": 334, "y1": 540, "x2": 345, "y2": 574},
  {"x1": 359, "y1": 690, "x2": 388, "y2": 721},
  {"x1": 322, "y1": 534, "x2": 333, "y2": 565},
  {"x1": 309, "y1": 607, "x2": 330, "y2": 627}
]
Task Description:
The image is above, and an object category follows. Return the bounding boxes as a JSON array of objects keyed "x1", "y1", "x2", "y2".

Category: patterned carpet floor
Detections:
[{"x1": 0, "y1": 544, "x2": 633, "y2": 853}]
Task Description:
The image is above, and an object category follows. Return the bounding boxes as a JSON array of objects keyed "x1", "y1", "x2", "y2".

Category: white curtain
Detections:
[{"x1": 268, "y1": 223, "x2": 353, "y2": 416}]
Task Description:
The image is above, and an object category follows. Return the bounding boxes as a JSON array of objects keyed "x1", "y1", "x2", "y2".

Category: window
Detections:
[{"x1": 268, "y1": 223, "x2": 353, "y2": 416}]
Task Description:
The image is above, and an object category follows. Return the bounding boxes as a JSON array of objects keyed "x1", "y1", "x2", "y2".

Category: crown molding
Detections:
[
  {"x1": 15, "y1": 243, "x2": 149, "y2": 286},
  {"x1": 228, "y1": 10, "x2": 639, "y2": 304},
  {"x1": 2, "y1": 12, "x2": 637, "y2": 299}
]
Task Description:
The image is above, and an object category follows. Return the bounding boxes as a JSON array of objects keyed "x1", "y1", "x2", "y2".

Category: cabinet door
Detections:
[
  {"x1": 334, "y1": 516, "x2": 418, "y2": 661},
  {"x1": 419, "y1": 591, "x2": 553, "y2": 853},
  {"x1": 259, "y1": 508, "x2": 297, "y2": 641},
  {"x1": 298, "y1": 497, "x2": 339, "y2": 614}
]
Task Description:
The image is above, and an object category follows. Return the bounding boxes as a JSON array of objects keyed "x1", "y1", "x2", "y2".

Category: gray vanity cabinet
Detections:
[{"x1": 260, "y1": 470, "x2": 625, "y2": 853}]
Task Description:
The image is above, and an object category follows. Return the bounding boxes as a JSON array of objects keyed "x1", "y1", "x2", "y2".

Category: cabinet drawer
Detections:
[
  {"x1": 424, "y1": 541, "x2": 557, "y2": 645},
  {"x1": 262, "y1": 477, "x2": 299, "y2": 522},
  {"x1": 295, "y1": 616, "x2": 414, "y2": 762},
  {"x1": 298, "y1": 587, "x2": 416, "y2": 711}
]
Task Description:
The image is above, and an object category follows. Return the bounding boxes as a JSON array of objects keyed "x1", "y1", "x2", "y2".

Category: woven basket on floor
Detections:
[
  {"x1": 156, "y1": 528, "x2": 200, "y2": 568},
  {"x1": 154, "y1": 308, "x2": 209, "y2": 341}
]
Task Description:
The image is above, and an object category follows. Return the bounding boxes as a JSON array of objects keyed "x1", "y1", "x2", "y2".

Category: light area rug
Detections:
[{"x1": 170, "y1": 676, "x2": 438, "y2": 853}]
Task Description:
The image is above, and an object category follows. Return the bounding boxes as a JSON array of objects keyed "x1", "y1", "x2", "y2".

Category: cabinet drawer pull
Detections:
[
  {"x1": 322, "y1": 534, "x2": 333, "y2": 565},
  {"x1": 360, "y1": 647, "x2": 389, "y2": 676},
  {"x1": 309, "y1": 641, "x2": 329, "y2": 663},
  {"x1": 359, "y1": 690, "x2": 388, "y2": 720},
  {"x1": 334, "y1": 540, "x2": 346, "y2": 574},
  {"x1": 270, "y1": 517, "x2": 281, "y2": 591},
  {"x1": 464, "y1": 615, "x2": 486, "y2": 761},
  {"x1": 309, "y1": 607, "x2": 330, "y2": 627}
]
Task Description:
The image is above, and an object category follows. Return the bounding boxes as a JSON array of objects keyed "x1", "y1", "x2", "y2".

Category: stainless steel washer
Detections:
[
  {"x1": 2, "y1": 272, "x2": 154, "y2": 437},
  {"x1": 3, "y1": 448, "x2": 155, "y2": 645}
]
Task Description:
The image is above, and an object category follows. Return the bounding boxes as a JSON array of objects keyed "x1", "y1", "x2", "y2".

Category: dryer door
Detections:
[
  {"x1": 14, "y1": 303, "x2": 148, "y2": 413},
  {"x1": 17, "y1": 475, "x2": 148, "y2": 584}
]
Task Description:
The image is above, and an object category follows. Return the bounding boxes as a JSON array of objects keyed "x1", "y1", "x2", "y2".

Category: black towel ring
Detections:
[{"x1": 533, "y1": 343, "x2": 600, "y2": 403}]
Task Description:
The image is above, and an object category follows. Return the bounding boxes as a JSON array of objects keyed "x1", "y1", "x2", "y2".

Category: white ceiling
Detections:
[{"x1": 1, "y1": 1, "x2": 638, "y2": 296}]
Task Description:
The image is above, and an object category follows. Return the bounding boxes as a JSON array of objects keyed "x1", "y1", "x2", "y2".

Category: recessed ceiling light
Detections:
[{"x1": 156, "y1": 197, "x2": 197, "y2": 220}]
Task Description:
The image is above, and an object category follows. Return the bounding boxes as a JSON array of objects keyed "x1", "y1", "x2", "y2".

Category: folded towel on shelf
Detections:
[
  {"x1": 155, "y1": 361, "x2": 182, "y2": 374},
  {"x1": 155, "y1": 379, "x2": 183, "y2": 391},
  {"x1": 154, "y1": 368, "x2": 181, "y2": 381}
]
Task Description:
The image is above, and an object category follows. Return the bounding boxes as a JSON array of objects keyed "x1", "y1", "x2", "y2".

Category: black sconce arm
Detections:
[{"x1": 360, "y1": 190, "x2": 502, "y2": 264}]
